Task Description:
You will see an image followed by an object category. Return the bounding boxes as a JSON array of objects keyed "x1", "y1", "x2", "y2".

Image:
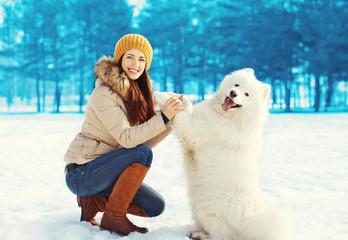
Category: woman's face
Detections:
[{"x1": 121, "y1": 49, "x2": 146, "y2": 80}]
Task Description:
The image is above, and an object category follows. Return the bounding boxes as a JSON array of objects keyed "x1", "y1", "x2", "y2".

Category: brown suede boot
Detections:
[
  {"x1": 128, "y1": 203, "x2": 149, "y2": 217},
  {"x1": 100, "y1": 163, "x2": 150, "y2": 235},
  {"x1": 76, "y1": 195, "x2": 148, "y2": 226},
  {"x1": 77, "y1": 196, "x2": 108, "y2": 226}
]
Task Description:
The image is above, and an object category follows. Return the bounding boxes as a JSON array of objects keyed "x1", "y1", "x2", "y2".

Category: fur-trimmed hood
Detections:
[{"x1": 94, "y1": 56, "x2": 130, "y2": 99}]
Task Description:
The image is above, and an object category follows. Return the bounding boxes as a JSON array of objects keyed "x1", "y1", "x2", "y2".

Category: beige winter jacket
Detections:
[{"x1": 63, "y1": 56, "x2": 172, "y2": 165}]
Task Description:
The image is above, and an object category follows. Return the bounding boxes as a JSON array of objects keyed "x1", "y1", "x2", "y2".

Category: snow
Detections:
[{"x1": 0, "y1": 113, "x2": 347, "y2": 240}]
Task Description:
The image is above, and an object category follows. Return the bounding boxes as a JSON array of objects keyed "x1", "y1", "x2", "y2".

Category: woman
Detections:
[{"x1": 64, "y1": 34, "x2": 184, "y2": 236}]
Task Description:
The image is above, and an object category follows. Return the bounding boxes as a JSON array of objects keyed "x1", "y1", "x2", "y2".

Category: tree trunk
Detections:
[
  {"x1": 161, "y1": 46, "x2": 167, "y2": 92},
  {"x1": 178, "y1": 26, "x2": 185, "y2": 94},
  {"x1": 199, "y1": 46, "x2": 207, "y2": 100},
  {"x1": 271, "y1": 79, "x2": 276, "y2": 109},
  {"x1": 314, "y1": 74, "x2": 321, "y2": 112},
  {"x1": 285, "y1": 68, "x2": 292, "y2": 112},
  {"x1": 54, "y1": 80, "x2": 60, "y2": 113},
  {"x1": 42, "y1": 76, "x2": 46, "y2": 112},
  {"x1": 285, "y1": 82, "x2": 291, "y2": 112},
  {"x1": 345, "y1": 80, "x2": 348, "y2": 107},
  {"x1": 325, "y1": 73, "x2": 333, "y2": 109},
  {"x1": 35, "y1": 61, "x2": 41, "y2": 112},
  {"x1": 79, "y1": 73, "x2": 84, "y2": 113},
  {"x1": 78, "y1": 28, "x2": 86, "y2": 113},
  {"x1": 79, "y1": 48, "x2": 85, "y2": 113},
  {"x1": 307, "y1": 74, "x2": 312, "y2": 107}
]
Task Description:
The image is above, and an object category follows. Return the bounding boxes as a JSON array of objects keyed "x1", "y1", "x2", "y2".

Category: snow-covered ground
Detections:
[{"x1": 0, "y1": 113, "x2": 347, "y2": 240}]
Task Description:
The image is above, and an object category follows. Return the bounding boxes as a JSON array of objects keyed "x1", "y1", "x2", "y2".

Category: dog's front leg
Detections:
[
  {"x1": 172, "y1": 111, "x2": 196, "y2": 145},
  {"x1": 187, "y1": 230, "x2": 211, "y2": 240}
]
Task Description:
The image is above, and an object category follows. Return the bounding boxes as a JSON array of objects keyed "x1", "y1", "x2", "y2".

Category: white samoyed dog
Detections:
[{"x1": 154, "y1": 68, "x2": 291, "y2": 240}]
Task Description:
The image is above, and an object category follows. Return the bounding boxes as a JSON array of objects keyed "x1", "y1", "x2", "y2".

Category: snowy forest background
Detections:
[{"x1": 0, "y1": 0, "x2": 347, "y2": 113}]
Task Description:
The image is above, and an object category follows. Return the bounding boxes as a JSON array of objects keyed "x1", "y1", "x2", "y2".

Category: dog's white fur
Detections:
[{"x1": 154, "y1": 68, "x2": 291, "y2": 240}]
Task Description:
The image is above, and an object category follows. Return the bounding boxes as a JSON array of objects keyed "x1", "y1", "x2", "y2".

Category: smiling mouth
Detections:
[
  {"x1": 222, "y1": 97, "x2": 242, "y2": 111},
  {"x1": 128, "y1": 68, "x2": 139, "y2": 73}
]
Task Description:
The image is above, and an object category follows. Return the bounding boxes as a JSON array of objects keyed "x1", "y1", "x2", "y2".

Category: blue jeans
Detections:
[{"x1": 65, "y1": 144, "x2": 165, "y2": 217}]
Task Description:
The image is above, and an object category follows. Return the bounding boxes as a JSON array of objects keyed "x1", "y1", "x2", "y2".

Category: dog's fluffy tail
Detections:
[{"x1": 240, "y1": 206, "x2": 292, "y2": 240}]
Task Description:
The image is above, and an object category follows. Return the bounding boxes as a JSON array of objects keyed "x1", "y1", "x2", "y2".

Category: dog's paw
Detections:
[
  {"x1": 153, "y1": 91, "x2": 171, "y2": 111},
  {"x1": 180, "y1": 95, "x2": 193, "y2": 114},
  {"x1": 187, "y1": 230, "x2": 210, "y2": 240},
  {"x1": 154, "y1": 91, "x2": 193, "y2": 113}
]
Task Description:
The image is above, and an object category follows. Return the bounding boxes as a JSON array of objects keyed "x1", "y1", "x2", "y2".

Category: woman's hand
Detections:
[{"x1": 162, "y1": 95, "x2": 185, "y2": 120}]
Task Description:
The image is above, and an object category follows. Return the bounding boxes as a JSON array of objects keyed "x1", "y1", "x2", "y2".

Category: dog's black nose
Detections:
[{"x1": 230, "y1": 90, "x2": 237, "y2": 98}]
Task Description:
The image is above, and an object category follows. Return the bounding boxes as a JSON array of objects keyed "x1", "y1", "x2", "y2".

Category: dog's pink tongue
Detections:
[{"x1": 222, "y1": 98, "x2": 235, "y2": 111}]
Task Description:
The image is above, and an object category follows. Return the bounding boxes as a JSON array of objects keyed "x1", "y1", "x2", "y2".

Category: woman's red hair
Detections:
[{"x1": 118, "y1": 57, "x2": 156, "y2": 125}]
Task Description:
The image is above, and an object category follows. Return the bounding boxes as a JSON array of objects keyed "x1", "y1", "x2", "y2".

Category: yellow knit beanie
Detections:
[{"x1": 114, "y1": 34, "x2": 153, "y2": 70}]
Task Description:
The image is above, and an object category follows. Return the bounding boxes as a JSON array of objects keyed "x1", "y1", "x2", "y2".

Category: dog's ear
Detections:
[
  {"x1": 263, "y1": 83, "x2": 271, "y2": 101},
  {"x1": 244, "y1": 68, "x2": 255, "y2": 75}
]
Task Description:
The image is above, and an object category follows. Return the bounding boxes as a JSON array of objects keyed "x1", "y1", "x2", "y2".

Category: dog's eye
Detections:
[
  {"x1": 245, "y1": 93, "x2": 249, "y2": 97},
  {"x1": 235, "y1": 84, "x2": 239, "y2": 87}
]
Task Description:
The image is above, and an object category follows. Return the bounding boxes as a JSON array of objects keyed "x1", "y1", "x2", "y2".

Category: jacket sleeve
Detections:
[
  {"x1": 90, "y1": 87, "x2": 167, "y2": 149},
  {"x1": 144, "y1": 123, "x2": 173, "y2": 148}
]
